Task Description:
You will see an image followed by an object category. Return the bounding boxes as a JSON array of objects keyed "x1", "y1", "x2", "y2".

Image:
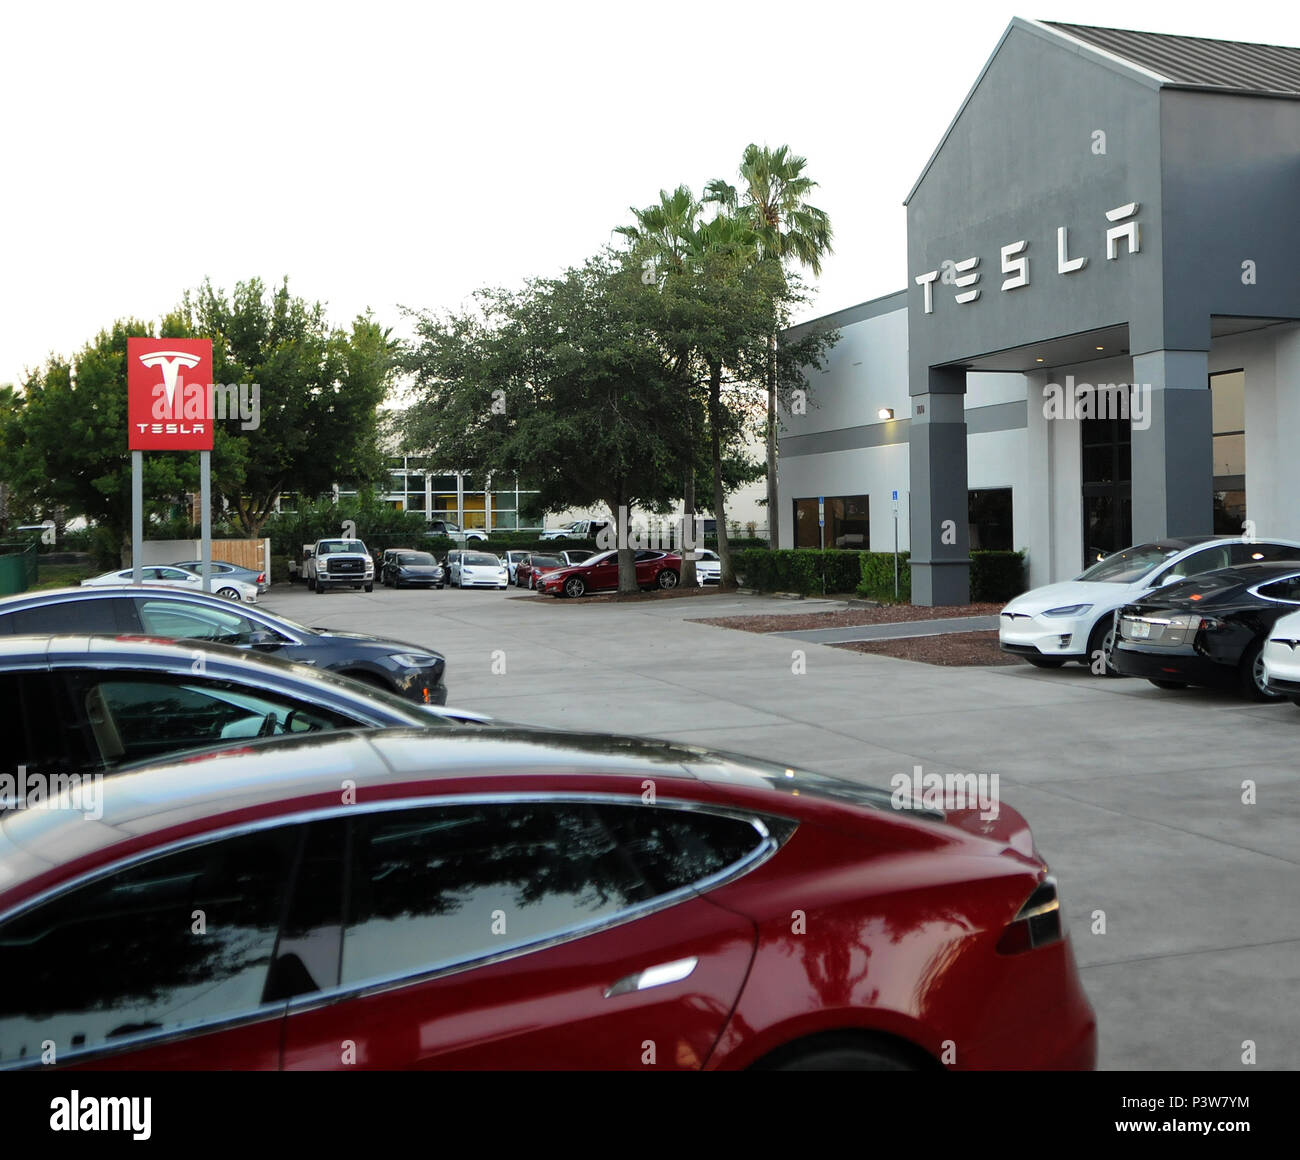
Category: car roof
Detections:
[
  {"x1": 0, "y1": 585, "x2": 265, "y2": 614},
  {"x1": 0, "y1": 728, "x2": 724, "y2": 896},
  {"x1": 0, "y1": 632, "x2": 402, "y2": 698}
]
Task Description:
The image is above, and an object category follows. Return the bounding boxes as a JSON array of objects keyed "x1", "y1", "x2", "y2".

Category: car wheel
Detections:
[
  {"x1": 564, "y1": 576, "x2": 586, "y2": 598},
  {"x1": 656, "y1": 569, "x2": 679, "y2": 590},
  {"x1": 1148, "y1": 679, "x2": 1188, "y2": 690},
  {"x1": 1239, "y1": 640, "x2": 1283, "y2": 702},
  {"x1": 1023, "y1": 655, "x2": 1067, "y2": 668},
  {"x1": 217, "y1": 586, "x2": 241, "y2": 601},
  {"x1": 1288, "y1": 696, "x2": 1300, "y2": 708},
  {"x1": 1085, "y1": 618, "x2": 1122, "y2": 677},
  {"x1": 365, "y1": 583, "x2": 373, "y2": 593},
  {"x1": 316, "y1": 581, "x2": 327, "y2": 594}
]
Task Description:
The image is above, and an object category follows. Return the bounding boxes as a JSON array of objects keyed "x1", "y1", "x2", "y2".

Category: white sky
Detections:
[{"x1": 2, "y1": 0, "x2": 1298, "y2": 388}]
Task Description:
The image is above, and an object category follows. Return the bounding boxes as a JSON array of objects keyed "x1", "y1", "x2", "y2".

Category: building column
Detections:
[
  {"x1": 1130, "y1": 350, "x2": 1212, "y2": 541},
  {"x1": 909, "y1": 366, "x2": 969, "y2": 606}
]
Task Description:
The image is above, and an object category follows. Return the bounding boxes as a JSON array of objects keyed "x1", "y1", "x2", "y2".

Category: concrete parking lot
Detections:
[{"x1": 264, "y1": 582, "x2": 1300, "y2": 1071}]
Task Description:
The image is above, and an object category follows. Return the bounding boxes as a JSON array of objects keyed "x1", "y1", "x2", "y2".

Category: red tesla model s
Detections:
[
  {"x1": 0, "y1": 728, "x2": 1095, "y2": 1070},
  {"x1": 538, "y1": 549, "x2": 681, "y2": 597}
]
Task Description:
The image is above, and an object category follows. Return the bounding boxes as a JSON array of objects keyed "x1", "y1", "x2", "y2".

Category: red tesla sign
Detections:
[{"x1": 127, "y1": 338, "x2": 214, "y2": 451}]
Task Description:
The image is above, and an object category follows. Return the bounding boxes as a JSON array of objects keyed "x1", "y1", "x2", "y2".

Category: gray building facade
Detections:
[{"x1": 783, "y1": 18, "x2": 1300, "y2": 605}]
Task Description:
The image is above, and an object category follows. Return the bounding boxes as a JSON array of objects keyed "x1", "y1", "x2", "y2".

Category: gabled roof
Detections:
[
  {"x1": 905, "y1": 17, "x2": 1300, "y2": 205},
  {"x1": 1046, "y1": 21, "x2": 1300, "y2": 96}
]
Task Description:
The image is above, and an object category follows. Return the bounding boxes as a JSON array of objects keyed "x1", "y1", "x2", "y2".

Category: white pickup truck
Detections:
[{"x1": 305, "y1": 538, "x2": 374, "y2": 593}]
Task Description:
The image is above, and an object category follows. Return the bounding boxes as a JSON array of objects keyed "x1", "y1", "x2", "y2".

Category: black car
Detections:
[
  {"x1": 381, "y1": 550, "x2": 445, "y2": 589},
  {"x1": 0, "y1": 634, "x2": 489, "y2": 778},
  {"x1": 1113, "y1": 563, "x2": 1300, "y2": 700},
  {"x1": 0, "y1": 587, "x2": 450, "y2": 705}
]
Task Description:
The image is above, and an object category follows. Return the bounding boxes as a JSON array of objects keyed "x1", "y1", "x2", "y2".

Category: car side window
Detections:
[
  {"x1": 0, "y1": 670, "x2": 90, "y2": 777},
  {"x1": 338, "y1": 803, "x2": 661, "y2": 988},
  {"x1": 1232, "y1": 543, "x2": 1300, "y2": 566},
  {"x1": 0, "y1": 826, "x2": 301, "y2": 1064},
  {"x1": 1257, "y1": 578, "x2": 1300, "y2": 603},
  {"x1": 593, "y1": 805, "x2": 766, "y2": 892},
  {"x1": 66, "y1": 674, "x2": 357, "y2": 766},
  {"x1": 135, "y1": 599, "x2": 258, "y2": 643},
  {"x1": 3, "y1": 597, "x2": 132, "y2": 635}
]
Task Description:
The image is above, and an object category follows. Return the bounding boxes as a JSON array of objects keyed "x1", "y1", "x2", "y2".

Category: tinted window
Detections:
[
  {"x1": 0, "y1": 826, "x2": 300, "y2": 1063},
  {"x1": 399, "y1": 553, "x2": 435, "y2": 566},
  {"x1": 3, "y1": 597, "x2": 130, "y2": 635},
  {"x1": 594, "y1": 805, "x2": 764, "y2": 893},
  {"x1": 135, "y1": 599, "x2": 277, "y2": 645},
  {"x1": 1232, "y1": 543, "x2": 1300, "y2": 566},
  {"x1": 0, "y1": 671, "x2": 87, "y2": 777},
  {"x1": 67, "y1": 675, "x2": 358, "y2": 765},
  {"x1": 1257, "y1": 577, "x2": 1300, "y2": 603},
  {"x1": 464, "y1": 553, "x2": 499, "y2": 566},
  {"x1": 339, "y1": 803, "x2": 660, "y2": 987}
]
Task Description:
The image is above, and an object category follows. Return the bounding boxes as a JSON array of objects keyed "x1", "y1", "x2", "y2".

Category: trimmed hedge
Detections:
[
  {"x1": 732, "y1": 547, "x2": 1026, "y2": 604},
  {"x1": 970, "y1": 550, "x2": 1026, "y2": 602}
]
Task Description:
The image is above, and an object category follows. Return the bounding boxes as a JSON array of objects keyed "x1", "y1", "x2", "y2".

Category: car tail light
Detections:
[
  {"x1": 257, "y1": 573, "x2": 266, "y2": 584},
  {"x1": 996, "y1": 877, "x2": 1063, "y2": 954}
]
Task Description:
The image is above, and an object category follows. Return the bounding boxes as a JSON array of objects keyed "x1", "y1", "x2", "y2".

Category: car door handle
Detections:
[{"x1": 604, "y1": 957, "x2": 698, "y2": 998}]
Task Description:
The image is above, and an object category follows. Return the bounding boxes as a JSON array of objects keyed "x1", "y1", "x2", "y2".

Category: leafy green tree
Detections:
[
  {"x1": 1, "y1": 319, "x2": 202, "y2": 562},
  {"x1": 181, "y1": 277, "x2": 398, "y2": 535},
  {"x1": 706, "y1": 144, "x2": 834, "y2": 547},
  {"x1": 402, "y1": 251, "x2": 695, "y2": 593}
]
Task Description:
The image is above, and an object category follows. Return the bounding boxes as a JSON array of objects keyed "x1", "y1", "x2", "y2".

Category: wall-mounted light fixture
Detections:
[{"x1": 878, "y1": 408, "x2": 894, "y2": 420}]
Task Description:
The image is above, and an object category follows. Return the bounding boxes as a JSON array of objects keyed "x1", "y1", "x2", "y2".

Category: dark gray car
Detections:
[{"x1": 0, "y1": 587, "x2": 450, "y2": 704}]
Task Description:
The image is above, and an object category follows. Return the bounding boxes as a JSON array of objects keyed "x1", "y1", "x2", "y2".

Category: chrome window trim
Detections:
[{"x1": 0, "y1": 789, "x2": 793, "y2": 1068}]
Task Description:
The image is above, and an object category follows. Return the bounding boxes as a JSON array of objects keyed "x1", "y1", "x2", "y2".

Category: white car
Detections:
[
  {"x1": 1262, "y1": 607, "x2": 1300, "y2": 704},
  {"x1": 81, "y1": 566, "x2": 259, "y2": 602},
  {"x1": 449, "y1": 551, "x2": 509, "y2": 589},
  {"x1": 999, "y1": 536, "x2": 1300, "y2": 673},
  {"x1": 503, "y1": 550, "x2": 531, "y2": 584},
  {"x1": 689, "y1": 548, "x2": 721, "y2": 585}
]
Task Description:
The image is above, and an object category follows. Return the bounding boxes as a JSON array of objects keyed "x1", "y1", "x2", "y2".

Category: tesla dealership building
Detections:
[{"x1": 780, "y1": 19, "x2": 1300, "y2": 604}]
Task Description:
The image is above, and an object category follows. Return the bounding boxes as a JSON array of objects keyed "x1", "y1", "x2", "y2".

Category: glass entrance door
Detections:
[{"x1": 1081, "y1": 409, "x2": 1132, "y2": 566}]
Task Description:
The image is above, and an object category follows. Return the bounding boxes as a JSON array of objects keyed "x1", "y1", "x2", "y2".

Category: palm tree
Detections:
[
  {"x1": 617, "y1": 186, "x2": 705, "y2": 585},
  {"x1": 705, "y1": 145, "x2": 833, "y2": 548}
]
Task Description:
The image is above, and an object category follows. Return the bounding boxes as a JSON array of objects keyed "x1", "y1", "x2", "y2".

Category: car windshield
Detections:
[
  {"x1": 465, "y1": 553, "x2": 500, "y2": 566},
  {"x1": 399, "y1": 553, "x2": 434, "y2": 565},
  {"x1": 582, "y1": 551, "x2": 616, "y2": 567},
  {"x1": 1076, "y1": 543, "x2": 1182, "y2": 584},
  {"x1": 530, "y1": 556, "x2": 562, "y2": 568}
]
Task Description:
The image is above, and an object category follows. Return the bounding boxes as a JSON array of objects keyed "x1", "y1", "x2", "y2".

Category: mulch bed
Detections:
[
  {"x1": 696, "y1": 603, "x2": 1004, "y2": 634},
  {"x1": 831, "y1": 630, "x2": 1022, "y2": 666},
  {"x1": 507, "y1": 585, "x2": 729, "y2": 604}
]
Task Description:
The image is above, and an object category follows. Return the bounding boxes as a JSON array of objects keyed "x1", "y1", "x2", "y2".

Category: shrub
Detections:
[
  {"x1": 970, "y1": 550, "x2": 1026, "y2": 602},
  {"x1": 858, "y1": 551, "x2": 911, "y2": 602}
]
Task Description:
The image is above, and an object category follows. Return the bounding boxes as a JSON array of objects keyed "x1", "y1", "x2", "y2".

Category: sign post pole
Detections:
[
  {"x1": 200, "y1": 450, "x2": 212, "y2": 593},
  {"x1": 892, "y1": 489, "x2": 900, "y2": 601},
  {"x1": 131, "y1": 451, "x2": 143, "y2": 584}
]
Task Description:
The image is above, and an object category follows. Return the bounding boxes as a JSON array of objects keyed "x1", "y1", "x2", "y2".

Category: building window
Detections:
[
  {"x1": 793, "y1": 495, "x2": 869, "y2": 549},
  {"x1": 1211, "y1": 370, "x2": 1245, "y2": 535},
  {"x1": 969, "y1": 488, "x2": 1013, "y2": 551}
]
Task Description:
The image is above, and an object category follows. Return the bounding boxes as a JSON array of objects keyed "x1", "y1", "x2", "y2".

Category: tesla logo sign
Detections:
[
  {"x1": 127, "y1": 338, "x2": 214, "y2": 450},
  {"x1": 913, "y1": 202, "x2": 1141, "y2": 315}
]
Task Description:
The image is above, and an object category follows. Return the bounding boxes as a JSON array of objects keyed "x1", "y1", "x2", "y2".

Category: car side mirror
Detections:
[
  {"x1": 247, "y1": 630, "x2": 281, "y2": 649},
  {"x1": 1158, "y1": 572, "x2": 1181, "y2": 586}
]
